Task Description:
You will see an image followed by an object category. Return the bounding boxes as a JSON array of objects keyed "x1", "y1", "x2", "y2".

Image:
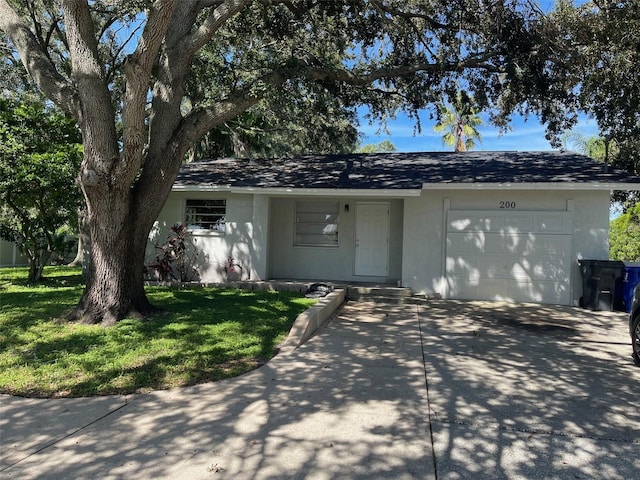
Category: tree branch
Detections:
[
  {"x1": 121, "y1": 0, "x2": 178, "y2": 180},
  {"x1": 181, "y1": 0, "x2": 249, "y2": 56},
  {"x1": 292, "y1": 54, "x2": 503, "y2": 85},
  {"x1": 0, "y1": 0, "x2": 80, "y2": 119},
  {"x1": 176, "y1": 77, "x2": 282, "y2": 153},
  {"x1": 62, "y1": 0, "x2": 120, "y2": 183},
  {"x1": 370, "y1": 0, "x2": 450, "y2": 30}
]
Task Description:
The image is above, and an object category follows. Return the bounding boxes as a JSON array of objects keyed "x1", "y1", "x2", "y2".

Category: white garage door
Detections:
[{"x1": 445, "y1": 210, "x2": 573, "y2": 305}]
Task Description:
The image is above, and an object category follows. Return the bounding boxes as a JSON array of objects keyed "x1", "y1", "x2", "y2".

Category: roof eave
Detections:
[
  {"x1": 421, "y1": 182, "x2": 640, "y2": 191},
  {"x1": 172, "y1": 185, "x2": 423, "y2": 197}
]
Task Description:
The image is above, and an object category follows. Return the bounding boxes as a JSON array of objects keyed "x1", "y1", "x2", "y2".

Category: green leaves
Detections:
[
  {"x1": 551, "y1": 1, "x2": 640, "y2": 205},
  {"x1": 610, "y1": 203, "x2": 640, "y2": 262},
  {"x1": 433, "y1": 91, "x2": 484, "y2": 152},
  {"x1": 0, "y1": 98, "x2": 82, "y2": 281}
]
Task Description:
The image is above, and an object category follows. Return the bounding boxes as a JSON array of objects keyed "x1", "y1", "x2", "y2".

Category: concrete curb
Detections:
[
  {"x1": 279, "y1": 288, "x2": 346, "y2": 353},
  {"x1": 144, "y1": 279, "x2": 345, "y2": 353}
]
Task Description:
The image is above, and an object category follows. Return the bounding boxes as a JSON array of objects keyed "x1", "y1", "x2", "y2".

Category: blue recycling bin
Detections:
[{"x1": 620, "y1": 262, "x2": 640, "y2": 313}]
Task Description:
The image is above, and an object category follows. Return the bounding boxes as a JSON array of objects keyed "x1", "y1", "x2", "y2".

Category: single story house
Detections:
[{"x1": 151, "y1": 151, "x2": 640, "y2": 306}]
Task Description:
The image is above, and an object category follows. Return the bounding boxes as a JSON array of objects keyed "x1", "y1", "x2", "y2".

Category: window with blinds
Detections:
[
  {"x1": 294, "y1": 201, "x2": 339, "y2": 246},
  {"x1": 185, "y1": 199, "x2": 226, "y2": 232}
]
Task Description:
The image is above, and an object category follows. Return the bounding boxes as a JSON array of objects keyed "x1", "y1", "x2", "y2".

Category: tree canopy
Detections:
[
  {"x1": 357, "y1": 140, "x2": 397, "y2": 153},
  {"x1": 610, "y1": 203, "x2": 640, "y2": 262},
  {"x1": 0, "y1": 0, "x2": 586, "y2": 324},
  {"x1": 0, "y1": 97, "x2": 82, "y2": 281},
  {"x1": 551, "y1": 0, "x2": 640, "y2": 207}
]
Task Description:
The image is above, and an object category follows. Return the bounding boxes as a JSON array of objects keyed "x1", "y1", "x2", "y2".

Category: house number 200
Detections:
[{"x1": 499, "y1": 201, "x2": 516, "y2": 209}]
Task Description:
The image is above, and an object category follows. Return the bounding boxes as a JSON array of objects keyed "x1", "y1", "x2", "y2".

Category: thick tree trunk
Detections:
[
  {"x1": 27, "y1": 258, "x2": 41, "y2": 283},
  {"x1": 68, "y1": 226, "x2": 156, "y2": 325},
  {"x1": 26, "y1": 247, "x2": 50, "y2": 282},
  {"x1": 67, "y1": 189, "x2": 159, "y2": 325}
]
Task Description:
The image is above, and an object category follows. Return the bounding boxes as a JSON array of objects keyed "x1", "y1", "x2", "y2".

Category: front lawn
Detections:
[{"x1": 0, "y1": 266, "x2": 315, "y2": 398}]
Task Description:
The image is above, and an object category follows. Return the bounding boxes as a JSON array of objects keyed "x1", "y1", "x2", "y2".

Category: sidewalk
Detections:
[{"x1": 1, "y1": 301, "x2": 436, "y2": 480}]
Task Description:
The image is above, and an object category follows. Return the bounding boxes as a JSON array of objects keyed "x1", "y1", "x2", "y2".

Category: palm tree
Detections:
[
  {"x1": 561, "y1": 131, "x2": 618, "y2": 164},
  {"x1": 433, "y1": 92, "x2": 484, "y2": 152}
]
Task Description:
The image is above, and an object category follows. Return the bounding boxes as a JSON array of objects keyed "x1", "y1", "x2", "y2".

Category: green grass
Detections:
[{"x1": 0, "y1": 266, "x2": 315, "y2": 398}]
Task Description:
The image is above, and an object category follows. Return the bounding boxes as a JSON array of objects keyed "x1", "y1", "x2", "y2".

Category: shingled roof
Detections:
[{"x1": 174, "y1": 151, "x2": 640, "y2": 191}]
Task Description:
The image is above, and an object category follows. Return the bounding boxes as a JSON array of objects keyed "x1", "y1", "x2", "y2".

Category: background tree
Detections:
[
  {"x1": 609, "y1": 203, "x2": 640, "y2": 261},
  {"x1": 552, "y1": 0, "x2": 640, "y2": 208},
  {"x1": 0, "y1": 98, "x2": 83, "y2": 282},
  {"x1": 0, "y1": 0, "x2": 563, "y2": 325},
  {"x1": 433, "y1": 92, "x2": 484, "y2": 152},
  {"x1": 186, "y1": 62, "x2": 360, "y2": 158},
  {"x1": 0, "y1": 31, "x2": 34, "y2": 96},
  {"x1": 356, "y1": 140, "x2": 397, "y2": 154},
  {"x1": 561, "y1": 131, "x2": 618, "y2": 163}
]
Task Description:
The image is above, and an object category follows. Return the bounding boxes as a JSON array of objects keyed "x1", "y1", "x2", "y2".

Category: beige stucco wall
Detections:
[
  {"x1": 156, "y1": 187, "x2": 611, "y2": 305},
  {"x1": 401, "y1": 188, "x2": 611, "y2": 305},
  {"x1": 268, "y1": 197, "x2": 404, "y2": 283},
  {"x1": 154, "y1": 192, "x2": 406, "y2": 283},
  {"x1": 150, "y1": 191, "x2": 266, "y2": 282},
  {"x1": 155, "y1": 192, "x2": 404, "y2": 284}
]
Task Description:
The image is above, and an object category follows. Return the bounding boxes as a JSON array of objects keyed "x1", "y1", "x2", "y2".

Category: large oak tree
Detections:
[{"x1": 0, "y1": 0, "x2": 563, "y2": 324}]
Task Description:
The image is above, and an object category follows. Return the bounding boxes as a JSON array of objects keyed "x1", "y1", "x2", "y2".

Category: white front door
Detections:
[{"x1": 355, "y1": 203, "x2": 389, "y2": 276}]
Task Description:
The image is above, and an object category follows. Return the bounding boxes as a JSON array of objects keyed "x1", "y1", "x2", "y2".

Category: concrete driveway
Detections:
[
  {"x1": 1, "y1": 300, "x2": 639, "y2": 479},
  {"x1": 422, "y1": 300, "x2": 640, "y2": 479}
]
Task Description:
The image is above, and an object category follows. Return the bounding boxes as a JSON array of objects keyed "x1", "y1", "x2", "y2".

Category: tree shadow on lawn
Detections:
[
  {"x1": 52, "y1": 348, "x2": 264, "y2": 398},
  {"x1": 1, "y1": 271, "x2": 85, "y2": 289},
  {"x1": 1, "y1": 287, "x2": 313, "y2": 398},
  {"x1": 0, "y1": 288, "x2": 86, "y2": 351},
  {"x1": 150, "y1": 287, "x2": 313, "y2": 351},
  {"x1": 1, "y1": 301, "x2": 432, "y2": 480}
]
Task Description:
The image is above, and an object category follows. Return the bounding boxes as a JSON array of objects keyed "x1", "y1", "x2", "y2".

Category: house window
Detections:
[
  {"x1": 185, "y1": 199, "x2": 226, "y2": 232},
  {"x1": 295, "y1": 201, "x2": 339, "y2": 246}
]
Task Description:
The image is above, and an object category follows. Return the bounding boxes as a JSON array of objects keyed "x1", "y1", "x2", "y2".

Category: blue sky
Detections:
[
  {"x1": 358, "y1": 109, "x2": 601, "y2": 153},
  {"x1": 357, "y1": 0, "x2": 592, "y2": 154}
]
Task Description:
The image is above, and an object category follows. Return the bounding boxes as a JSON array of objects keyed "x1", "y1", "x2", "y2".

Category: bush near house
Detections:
[{"x1": 610, "y1": 204, "x2": 640, "y2": 261}]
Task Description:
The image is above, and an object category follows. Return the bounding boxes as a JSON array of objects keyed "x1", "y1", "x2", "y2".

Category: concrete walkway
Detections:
[
  {"x1": 2, "y1": 300, "x2": 640, "y2": 479},
  {"x1": 1, "y1": 302, "x2": 435, "y2": 480}
]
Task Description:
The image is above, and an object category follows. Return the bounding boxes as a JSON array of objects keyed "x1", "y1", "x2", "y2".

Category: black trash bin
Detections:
[{"x1": 578, "y1": 259, "x2": 624, "y2": 311}]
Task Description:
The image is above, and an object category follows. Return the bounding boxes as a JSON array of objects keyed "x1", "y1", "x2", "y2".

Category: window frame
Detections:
[
  {"x1": 294, "y1": 200, "x2": 340, "y2": 247},
  {"x1": 184, "y1": 198, "x2": 227, "y2": 234}
]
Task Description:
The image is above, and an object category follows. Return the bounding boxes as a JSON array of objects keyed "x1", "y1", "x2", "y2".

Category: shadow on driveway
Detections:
[
  {"x1": 420, "y1": 300, "x2": 640, "y2": 480},
  {"x1": 2, "y1": 300, "x2": 639, "y2": 480}
]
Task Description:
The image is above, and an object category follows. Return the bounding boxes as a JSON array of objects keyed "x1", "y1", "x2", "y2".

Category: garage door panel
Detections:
[
  {"x1": 447, "y1": 232, "x2": 570, "y2": 256},
  {"x1": 445, "y1": 210, "x2": 572, "y2": 305},
  {"x1": 449, "y1": 277, "x2": 570, "y2": 304},
  {"x1": 448, "y1": 213, "x2": 507, "y2": 232},
  {"x1": 447, "y1": 254, "x2": 570, "y2": 282},
  {"x1": 505, "y1": 215, "x2": 533, "y2": 231},
  {"x1": 537, "y1": 214, "x2": 566, "y2": 233},
  {"x1": 447, "y1": 232, "x2": 532, "y2": 255},
  {"x1": 448, "y1": 211, "x2": 572, "y2": 234}
]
